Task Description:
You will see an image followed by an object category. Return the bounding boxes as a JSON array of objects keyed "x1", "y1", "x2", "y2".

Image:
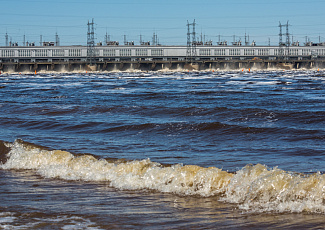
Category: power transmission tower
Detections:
[
  {"x1": 55, "y1": 32, "x2": 60, "y2": 46},
  {"x1": 87, "y1": 18, "x2": 95, "y2": 65},
  {"x1": 105, "y1": 32, "x2": 110, "y2": 44},
  {"x1": 279, "y1": 22, "x2": 284, "y2": 59},
  {"x1": 186, "y1": 19, "x2": 197, "y2": 63},
  {"x1": 192, "y1": 19, "x2": 197, "y2": 58},
  {"x1": 152, "y1": 32, "x2": 158, "y2": 46},
  {"x1": 285, "y1": 21, "x2": 290, "y2": 57},
  {"x1": 279, "y1": 21, "x2": 290, "y2": 60},
  {"x1": 124, "y1": 35, "x2": 127, "y2": 45},
  {"x1": 186, "y1": 21, "x2": 191, "y2": 62},
  {"x1": 244, "y1": 32, "x2": 250, "y2": 46},
  {"x1": 5, "y1": 32, "x2": 8, "y2": 46}
]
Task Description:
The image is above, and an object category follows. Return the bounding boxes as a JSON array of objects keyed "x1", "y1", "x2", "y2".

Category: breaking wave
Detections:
[{"x1": 1, "y1": 139, "x2": 325, "y2": 214}]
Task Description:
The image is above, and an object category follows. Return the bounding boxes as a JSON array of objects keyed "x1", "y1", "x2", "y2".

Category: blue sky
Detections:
[{"x1": 1, "y1": 0, "x2": 325, "y2": 46}]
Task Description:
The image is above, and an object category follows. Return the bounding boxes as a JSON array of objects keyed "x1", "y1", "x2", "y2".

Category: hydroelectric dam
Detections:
[{"x1": 1, "y1": 44, "x2": 325, "y2": 73}]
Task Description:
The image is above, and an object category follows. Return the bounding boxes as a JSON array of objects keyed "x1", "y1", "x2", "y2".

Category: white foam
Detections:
[
  {"x1": 1, "y1": 140, "x2": 325, "y2": 214},
  {"x1": 221, "y1": 164, "x2": 325, "y2": 213}
]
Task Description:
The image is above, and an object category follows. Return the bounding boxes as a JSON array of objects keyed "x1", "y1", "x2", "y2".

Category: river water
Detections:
[{"x1": 0, "y1": 70, "x2": 324, "y2": 229}]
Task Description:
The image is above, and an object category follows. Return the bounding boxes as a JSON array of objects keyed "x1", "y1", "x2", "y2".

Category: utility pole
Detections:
[{"x1": 87, "y1": 18, "x2": 95, "y2": 65}]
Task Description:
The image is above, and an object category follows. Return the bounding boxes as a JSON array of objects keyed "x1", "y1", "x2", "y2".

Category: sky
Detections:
[{"x1": 1, "y1": 0, "x2": 325, "y2": 46}]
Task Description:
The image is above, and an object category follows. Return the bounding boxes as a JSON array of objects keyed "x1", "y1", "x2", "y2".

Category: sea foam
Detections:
[{"x1": 1, "y1": 139, "x2": 325, "y2": 214}]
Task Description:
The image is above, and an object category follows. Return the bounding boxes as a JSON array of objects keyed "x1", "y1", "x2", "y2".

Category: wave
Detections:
[{"x1": 1, "y1": 139, "x2": 325, "y2": 214}]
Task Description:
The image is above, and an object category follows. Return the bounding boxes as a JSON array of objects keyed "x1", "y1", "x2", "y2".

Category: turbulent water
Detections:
[{"x1": 0, "y1": 70, "x2": 324, "y2": 229}]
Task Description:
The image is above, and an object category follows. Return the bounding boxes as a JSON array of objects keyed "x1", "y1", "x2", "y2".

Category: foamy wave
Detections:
[
  {"x1": 221, "y1": 164, "x2": 325, "y2": 213},
  {"x1": 0, "y1": 140, "x2": 231, "y2": 197},
  {"x1": 1, "y1": 139, "x2": 325, "y2": 214}
]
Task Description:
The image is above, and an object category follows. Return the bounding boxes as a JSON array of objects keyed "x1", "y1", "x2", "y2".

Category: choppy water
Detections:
[{"x1": 0, "y1": 70, "x2": 324, "y2": 229}]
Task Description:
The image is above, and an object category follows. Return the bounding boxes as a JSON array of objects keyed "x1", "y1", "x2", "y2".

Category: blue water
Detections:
[{"x1": 0, "y1": 70, "x2": 324, "y2": 228}]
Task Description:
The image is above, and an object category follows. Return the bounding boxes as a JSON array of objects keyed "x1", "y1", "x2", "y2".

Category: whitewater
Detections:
[{"x1": 0, "y1": 70, "x2": 324, "y2": 228}]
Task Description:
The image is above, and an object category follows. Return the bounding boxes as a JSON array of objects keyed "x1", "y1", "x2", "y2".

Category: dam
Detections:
[{"x1": 1, "y1": 44, "x2": 325, "y2": 72}]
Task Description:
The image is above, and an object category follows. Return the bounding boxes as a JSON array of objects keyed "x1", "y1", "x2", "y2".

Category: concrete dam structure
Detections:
[{"x1": 1, "y1": 44, "x2": 325, "y2": 73}]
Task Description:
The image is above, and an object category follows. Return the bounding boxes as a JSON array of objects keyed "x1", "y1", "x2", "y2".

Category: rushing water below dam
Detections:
[{"x1": 0, "y1": 70, "x2": 324, "y2": 229}]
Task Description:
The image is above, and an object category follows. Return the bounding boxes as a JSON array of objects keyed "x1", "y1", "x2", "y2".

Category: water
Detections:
[{"x1": 0, "y1": 70, "x2": 324, "y2": 229}]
